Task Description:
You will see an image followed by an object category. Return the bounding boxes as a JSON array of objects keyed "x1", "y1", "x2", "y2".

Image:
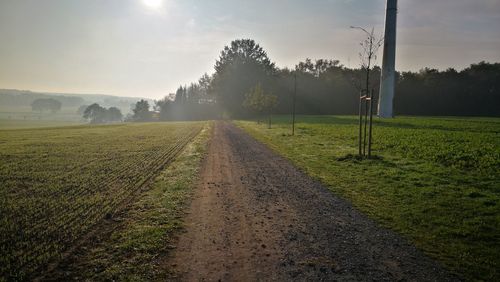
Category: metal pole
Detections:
[
  {"x1": 378, "y1": 0, "x2": 398, "y2": 118},
  {"x1": 368, "y1": 89, "x2": 374, "y2": 158},
  {"x1": 292, "y1": 72, "x2": 297, "y2": 136}
]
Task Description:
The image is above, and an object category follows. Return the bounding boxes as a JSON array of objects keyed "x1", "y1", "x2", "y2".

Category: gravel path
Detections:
[{"x1": 169, "y1": 121, "x2": 458, "y2": 281}]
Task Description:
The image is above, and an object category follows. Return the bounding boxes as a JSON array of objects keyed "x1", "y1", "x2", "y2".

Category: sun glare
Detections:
[{"x1": 143, "y1": 0, "x2": 163, "y2": 9}]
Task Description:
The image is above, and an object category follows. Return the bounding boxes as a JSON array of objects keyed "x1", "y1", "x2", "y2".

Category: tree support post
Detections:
[
  {"x1": 359, "y1": 89, "x2": 375, "y2": 158},
  {"x1": 363, "y1": 92, "x2": 369, "y2": 156},
  {"x1": 358, "y1": 91, "x2": 364, "y2": 156},
  {"x1": 368, "y1": 89, "x2": 374, "y2": 158}
]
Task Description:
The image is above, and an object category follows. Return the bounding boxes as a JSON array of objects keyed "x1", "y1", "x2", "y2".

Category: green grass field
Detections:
[
  {"x1": 0, "y1": 121, "x2": 206, "y2": 280},
  {"x1": 237, "y1": 116, "x2": 500, "y2": 281},
  {"x1": 50, "y1": 123, "x2": 211, "y2": 280}
]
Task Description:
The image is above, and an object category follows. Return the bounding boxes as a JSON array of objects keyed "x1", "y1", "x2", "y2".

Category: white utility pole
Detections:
[{"x1": 378, "y1": 0, "x2": 398, "y2": 118}]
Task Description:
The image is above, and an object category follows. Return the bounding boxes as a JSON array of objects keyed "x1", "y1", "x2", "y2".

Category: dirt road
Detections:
[{"x1": 169, "y1": 121, "x2": 457, "y2": 281}]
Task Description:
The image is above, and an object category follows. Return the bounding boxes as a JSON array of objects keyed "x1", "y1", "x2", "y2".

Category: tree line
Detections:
[
  {"x1": 31, "y1": 98, "x2": 62, "y2": 113},
  {"x1": 152, "y1": 39, "x2": 499, "y2": 120}
]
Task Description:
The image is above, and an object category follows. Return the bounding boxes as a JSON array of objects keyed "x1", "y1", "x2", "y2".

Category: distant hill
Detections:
[{"x1": 0, "y1": 89, "x2": 153, "y2": 115}]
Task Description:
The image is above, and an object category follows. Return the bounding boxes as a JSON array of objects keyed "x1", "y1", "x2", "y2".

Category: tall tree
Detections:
[
  {"x1": 83, "y1": 103, "x2": 106, "y2": 123},
  {"x1": 211, "y1": 39, "x2": 276, "y2": 117},
  {"x1": 174, "y1": 86, "x2": 187, "y2": 105},
  {"x1": 132, "y1": 100, "x2": 151, "y2": 121}
]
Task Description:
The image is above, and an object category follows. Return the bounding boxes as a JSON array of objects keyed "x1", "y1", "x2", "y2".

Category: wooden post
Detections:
[
  {"x1": 358, "y1": 91, "x2": 363, "y2": 156},
  {"x1": 368, "y1": 89, "x2": 374, "y2": 158},
  {"x1": 363, "y1": 91, "x2": 369, "y2": 156}
]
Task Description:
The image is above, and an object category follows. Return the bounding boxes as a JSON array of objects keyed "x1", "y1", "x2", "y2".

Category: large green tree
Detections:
[
  {"x1": 132, "y1": 99, "x2": 152, "y2": 121},
  {"x1": 211, "y1": 39, "x2": 276, "y2": 117},
  {"x1": 83, "y1": 103, "x2": 106, "y2": 123}
]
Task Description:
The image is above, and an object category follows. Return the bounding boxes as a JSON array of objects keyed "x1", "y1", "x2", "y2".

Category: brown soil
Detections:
[{"x1": 168, "y1": 121, "x2": 458, "y2": 281}]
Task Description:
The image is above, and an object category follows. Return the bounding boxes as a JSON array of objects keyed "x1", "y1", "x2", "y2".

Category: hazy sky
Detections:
[{"x1": 0, "y1": 0, "x2": 499, "y2": 99}]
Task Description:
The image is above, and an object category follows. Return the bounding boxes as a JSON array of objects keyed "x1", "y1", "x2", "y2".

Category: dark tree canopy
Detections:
[
  {"x1": 83, "y1": 103, "x2": 106, "y2": 123},
  {"x1": 106, "y1": 107, "x2": 123, "y2": 122},
  {"x1": 395, "y1": 62, "x2": 500, "y2": 116},
  {"x1": 214, "y1": 39, "x2": 276, "y2": 74},
  {"x1": 156, "y1": 83, "x2": 218, "y2": 121},
  {"x1": 211, "y1": 39, "x2": 277, "y2": 117},
  {"x1": 83, "y1": 103, "x2": 122, "y2": 124},
  {"x1": 156, "y1": 38, "x2": 499, "y2": 119},
  {"x1": 174, "y1": 86, "x2": 187, "y2": 105},
  {"x1": 132, "y1": 99, "x2": 152, "y2": 121}
]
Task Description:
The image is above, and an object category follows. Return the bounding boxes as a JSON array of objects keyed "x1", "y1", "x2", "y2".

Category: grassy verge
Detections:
[
  {"x1": 49, "y1": 122, "x2": 211, "y2": 281},
  {"x1": 236, "y1": 116, "x2": 499, "y2": 281}
]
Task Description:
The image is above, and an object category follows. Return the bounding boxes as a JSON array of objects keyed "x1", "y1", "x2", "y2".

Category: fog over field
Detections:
[{"x1": 0, "y1": 0, "x2": 499, "y2": 98}]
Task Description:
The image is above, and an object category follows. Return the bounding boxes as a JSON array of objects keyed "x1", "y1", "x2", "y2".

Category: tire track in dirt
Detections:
[{"x1": 169, "y1": 121, "x2": 458, "y2": 281}]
